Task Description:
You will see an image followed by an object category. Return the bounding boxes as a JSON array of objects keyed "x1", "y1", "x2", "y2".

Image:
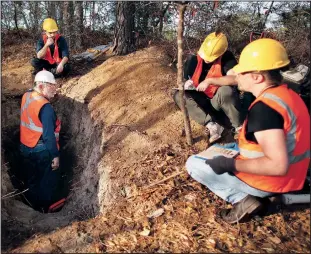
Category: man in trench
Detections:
[
  {"x1": 20, "y1": 70, "x2": 65, "y2": 213},
  {"x1": 31, "y1": 18, "x2": 71, "y2": 78},
  {"x1": 186, "y1": 38, "x2": 310, "y2": 223},
  {"x1": 173, "y1": 31, "x2": 243, "y2": 143}
]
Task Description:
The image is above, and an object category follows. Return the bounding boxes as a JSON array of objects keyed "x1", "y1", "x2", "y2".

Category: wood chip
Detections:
[
  {"x1": 147, "y1": 208, "x2": 164, "y2": 219},
  {"x1": 269, "y1": 236, "x2": 281, "y2": 244},
  {"x1": 139, "y1": 228, "x2": 150, "y2": 236}
]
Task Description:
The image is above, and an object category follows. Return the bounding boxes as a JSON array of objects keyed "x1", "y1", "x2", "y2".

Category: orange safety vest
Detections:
[
  {"x1": 42, "y1": 34, "x2": 62, "y2": 65},
  {"x1": 20, "y1": 91, "x2": 61, "y2": 150},
  {"x1": 235, "y1": 85, "x2": 310, "y2": 193},
  {"x1": 191, "y1": 55, "x2": 222, "y2": 99}
]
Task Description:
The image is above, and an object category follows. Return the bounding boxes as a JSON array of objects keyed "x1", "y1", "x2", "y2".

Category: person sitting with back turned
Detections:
[
  {"x1": 31, "y1": 18, "x2": 71, "y2": 78},
  {"x1": 173, "y1": 31, "x2": 243, "y2": 143},
  {"x1": 186, "y1": 38, "x2": 310, "y2": 223}
]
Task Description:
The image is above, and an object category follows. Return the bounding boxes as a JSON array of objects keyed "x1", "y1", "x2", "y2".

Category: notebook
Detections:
[
  {"x1": 194, "y1": 145, "x2": 239, "y2": 160},
  {"x1": 172, "y1": 86, "x2": 196, "y2": 91}
]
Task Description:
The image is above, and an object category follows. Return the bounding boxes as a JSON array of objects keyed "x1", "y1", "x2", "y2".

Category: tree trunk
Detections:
[
  {"x1": 92, "y1": 1, "x2": 96, "y2": 31},
  {"x1": 112, "y1": 2, "x2": 136, "y2": 55},
  {"x1": 261, "y1": 1, "x2": 274, "y2": 29},
  {"x1": 74, "y1": 1, "x2": 83, "y2": 50},
  {"x1": 83, "y1": 2, "x2": 88, "y2": 27},
  {"x1": 48, "y1": 2, "x2": 56, "y2": 20},
  {"x1": 57, "y1": 2, "x2": 64, "y2": 32},
  {"x1": 13, "y1": 3, "x2": 22, "y2": 39},
  {"x1": 177, "y1": 3, "x2": 192, "y2": 145},
  {"x1": 159, "y1": 3, "x2": 169, "y2": 36},
  {"x1": 33, "y1": 2, "x2": 39, "y2": 36},
  {"x1": 18, "y1": 2, "x2": 30, "y2": 30},
  {"x1": 63, "y1": 1, "x2": 74, "y2": 49}
]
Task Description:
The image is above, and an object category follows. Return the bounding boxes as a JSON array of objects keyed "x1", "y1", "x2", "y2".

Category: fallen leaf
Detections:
[
  {"x1": 262, "y1": 248, "x2": 275, "y2": 253},
  {"x1": 147, "y1": 208, "x2": 164, "y2": 219},
  {"x1": 184, "y1": 193, "x2": 196, "y2": 202},
  {"x1": 139, "y1": 228, "x2": 150, "y2": 236},
  {"x1": 207, "y1": 238, "x2": 216, "y2": 248},
  {"x1": 269, "y1": 236, "x2": 281, "y2": 244}
]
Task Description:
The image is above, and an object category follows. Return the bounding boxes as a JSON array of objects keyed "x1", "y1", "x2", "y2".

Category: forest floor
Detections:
[{"x1": 1, "y1": 38, "x2": 310, "y2": 253}]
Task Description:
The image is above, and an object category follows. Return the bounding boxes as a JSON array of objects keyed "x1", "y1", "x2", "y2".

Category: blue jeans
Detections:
[
  {"x1": 20, "y1": 142, "x2": 62, "y2": 212},
  {"x1": 186, "y1": 143, "x2": 274, "y2": 204}
]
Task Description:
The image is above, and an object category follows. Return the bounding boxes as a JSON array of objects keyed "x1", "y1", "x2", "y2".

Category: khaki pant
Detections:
[{"x1": 173, "y1": 86, "x2": 243, "y2": 128}]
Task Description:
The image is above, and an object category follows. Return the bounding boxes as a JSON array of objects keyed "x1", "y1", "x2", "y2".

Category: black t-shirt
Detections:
[
  {"x1": 184, "y1": 50, "x2": 237, "y2": 82},
  {"x1": 36, "y1": 36, "x2": 69, "y2": 59},
  {"x1": 245, "y1": 101, "x2": 284, "y2": 143}
]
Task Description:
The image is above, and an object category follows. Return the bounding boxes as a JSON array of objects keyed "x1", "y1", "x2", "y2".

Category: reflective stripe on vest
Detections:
[
  {"x1": 21, "y1": 92, "x2": 45, "y2": 133},
  {"x1": 240, "y1": 92, "x2": 311, "y2": 164},
  {"x1": 21, "y1": 92, "x2": 59, "y2": 139}
]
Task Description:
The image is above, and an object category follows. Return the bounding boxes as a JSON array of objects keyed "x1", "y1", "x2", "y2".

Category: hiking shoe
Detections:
[
  {"x1": 206, "y1": 122, "x2": 224, "y2": 143},
  {"x1": 220, "y1": 195, "x2": 263, "y2": 224}
]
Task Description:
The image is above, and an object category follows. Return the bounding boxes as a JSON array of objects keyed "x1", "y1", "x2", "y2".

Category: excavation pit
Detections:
[{"x1": 1, "y1": 95, "x2": 106, "y2": 251}]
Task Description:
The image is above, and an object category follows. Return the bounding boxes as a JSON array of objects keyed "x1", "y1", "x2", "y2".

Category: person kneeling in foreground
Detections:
[{"x1": 186, "y1": 38, "x2": 310, "y2": 223}]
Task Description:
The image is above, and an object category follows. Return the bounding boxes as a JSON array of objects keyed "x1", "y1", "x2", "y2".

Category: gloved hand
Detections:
[{"x1": 205, "y1": 156, "x2": 236, "y2": 175}]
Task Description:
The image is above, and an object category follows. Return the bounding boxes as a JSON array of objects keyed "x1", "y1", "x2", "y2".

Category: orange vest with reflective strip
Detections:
[
  {"x1": 192, "y1": 55, "x2": 222, "y2": 98},
  {"x1": 43, "y1": 34, "x2": 62, "y2": 65},
  {"x1": 235, "y1": 85, "x2": 310, "y2": 193},
  {"x1": 20, "y1": 91, "x2": 61, "y2": 149}
]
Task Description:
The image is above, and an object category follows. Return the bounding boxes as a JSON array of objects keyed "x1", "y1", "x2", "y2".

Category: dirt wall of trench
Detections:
[{"x1": 1, "y1": 93, "x2": 107, "y2": 250}]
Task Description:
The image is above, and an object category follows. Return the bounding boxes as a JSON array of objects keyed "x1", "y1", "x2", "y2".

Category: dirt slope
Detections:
[{"x1": 1, "y1": 44, "x2": 310, "y2": 253}]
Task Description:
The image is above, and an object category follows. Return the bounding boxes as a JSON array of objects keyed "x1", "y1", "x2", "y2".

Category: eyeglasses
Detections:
[{"x1": 42, "y1": 82, "x2": 56, "y2": 87}]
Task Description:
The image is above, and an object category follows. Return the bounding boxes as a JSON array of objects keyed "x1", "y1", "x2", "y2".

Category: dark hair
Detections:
[
  {"x1": 261, "y1": 67, "x2": 288, "y2": 86},
  {"x1": 215, "y1": 27, "x2": 222, "y2": 36}
]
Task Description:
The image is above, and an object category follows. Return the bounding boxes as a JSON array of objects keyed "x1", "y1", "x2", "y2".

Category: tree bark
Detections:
[
  {"x1": 32, "y1": 2, "x2": 39, "y2": 36},
  {"x1": 13, "y1": 3, "x2": 22, "y2": 39},
  {"x1": 177, "y1": 3, "x2": 193, "y2": 145},
  {"x1": 261, "y1": 1, "x2": 274, "y2": 29},
  {"x1": 74, "y1": 1, "x2": 83, "y2": 50},
  {"x1": 112, "y1": 2, "x2": 136, "y2": 55},
  {"x1": 63, "y1": 1, "x2": 74, "y2": 49},
  {"x1": 159, "y1": 3, "x2": 170, "y2": 36},
  {"x1": 92, "y1": 1, "x2": 96, "y2": 31},
  {"x1": 18, "y1": 2, "x2": 29, "y2": 30},
  {"x1": 57, "y1": 2, "x2": 64, "y2": 32},
  {"x1": 48, "y1": 2, "x2": 56, "y2": 20}
]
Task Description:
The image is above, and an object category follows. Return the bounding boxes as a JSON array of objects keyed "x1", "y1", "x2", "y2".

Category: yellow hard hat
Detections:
[
  {"x1": 42, "y1": 18, "x2": 58, "y2": 32},
  {"x1": 198, "y1": 32, "x2": 228, "y2": 62},
  {"x1": 233, "y1": 38, "x2": 290, "y2": 74}
]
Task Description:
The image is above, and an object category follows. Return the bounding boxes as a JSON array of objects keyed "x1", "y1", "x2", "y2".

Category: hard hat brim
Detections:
[
  {"x1": 45, "y1": 29, "x2": 59, "y2": 33},
  {"x1": 232, "y1": 64, "x2": 244, "y2": 74},
  {"x1": 198, "y1": 50, "x2": 218, "y2": 63}
]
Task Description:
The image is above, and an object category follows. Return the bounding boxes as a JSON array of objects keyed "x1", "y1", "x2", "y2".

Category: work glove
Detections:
[{"x1": 205, "y1": 156, "x2": 236, "y2": 175}]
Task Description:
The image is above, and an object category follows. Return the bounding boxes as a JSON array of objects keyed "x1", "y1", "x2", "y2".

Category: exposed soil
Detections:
[{"x1": 1, "y1": 40, "x2": 310, "y2": 253}]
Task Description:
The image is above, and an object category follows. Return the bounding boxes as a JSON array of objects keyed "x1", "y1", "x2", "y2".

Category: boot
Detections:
[{"x1": 220, "y1": 195, "x2": 264, "y2": 224}]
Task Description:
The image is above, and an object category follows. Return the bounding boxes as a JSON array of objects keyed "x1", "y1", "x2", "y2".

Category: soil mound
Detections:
[{"x1": 1, "y1": 45, "x2": 310, "y2": 253}]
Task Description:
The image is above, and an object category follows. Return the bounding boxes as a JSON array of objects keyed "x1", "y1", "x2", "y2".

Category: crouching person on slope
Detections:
[
  {"x1": 31, "y1": 18, "x2": 71, "y2": 78},
  {"x1": 186, "y1": 38, "x2": 310, "y2": 223},
  {"x1": 20, "y1": 70, "x2": 66, "y2": 213},
  {"x1": 173, "y1": 31, "x2": 243, "y2": 143}
]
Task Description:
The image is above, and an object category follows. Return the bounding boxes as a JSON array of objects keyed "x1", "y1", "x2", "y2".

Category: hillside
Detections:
[{"x1": 1, "y1": 42, "x2": 310, "y2": 253}]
